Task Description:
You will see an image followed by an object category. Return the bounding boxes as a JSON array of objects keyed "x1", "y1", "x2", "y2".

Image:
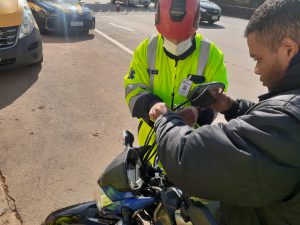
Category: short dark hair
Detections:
[{"x1": 245, "y1": 0, "x2": 300, "y2": 50}]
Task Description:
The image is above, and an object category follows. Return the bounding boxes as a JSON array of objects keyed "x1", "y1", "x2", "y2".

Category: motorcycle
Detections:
[{"x1": 44, "y1": 82, "x2": 225, "y2": 225}]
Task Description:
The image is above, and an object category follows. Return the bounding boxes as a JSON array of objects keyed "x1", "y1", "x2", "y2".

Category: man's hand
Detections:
[
  {"x1": 210, "y1": 91, "x2": 234, "y2": 113},
  {"x1": 149, "y1": 102, "x2": 169, "y2": 121},
  {"x1": 177, "y1": 106, "x2": 199, "y2": 126}
]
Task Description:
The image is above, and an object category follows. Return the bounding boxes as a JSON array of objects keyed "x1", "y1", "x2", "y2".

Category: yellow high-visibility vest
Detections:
[{"x1": 124, "y1": 33, "x2": 228, "y2": 163}]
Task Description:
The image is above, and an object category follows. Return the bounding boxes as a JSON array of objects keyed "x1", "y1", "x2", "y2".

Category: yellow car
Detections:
[
  {"x1": 28, "y1": 0, "x2": 95, "y2": 34},
  {"x1": 0, "y1": 0, "x2": 43, "y2": 71}
]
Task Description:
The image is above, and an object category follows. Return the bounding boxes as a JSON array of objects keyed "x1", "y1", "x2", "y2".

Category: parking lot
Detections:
[{"x1": 0, "y1": 1, "x2": 266, "y2": 224}]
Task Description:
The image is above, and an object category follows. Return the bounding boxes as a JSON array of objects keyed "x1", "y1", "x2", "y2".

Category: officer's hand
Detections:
[
  {"x1": 149, "y1": 102, "x2": 169, "y2": 121},
  {"x1": 210, "y1": 91, "x2": 234, "y2": 113},
  {"x1": 177, "y1": 106, "x2": 199, "y2": 126}
]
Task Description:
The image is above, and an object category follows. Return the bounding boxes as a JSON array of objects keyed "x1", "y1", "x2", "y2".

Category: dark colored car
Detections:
[
  {"x1": 200, "y1": 0, "x2": 221, "y2": 24},
  {"x1": 27, "y1": 0, "x2": 95, "y2": 34}
]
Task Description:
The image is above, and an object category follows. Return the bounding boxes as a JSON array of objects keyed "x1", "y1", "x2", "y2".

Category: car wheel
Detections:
[
  {"x1": 208, "y1": 19, "x2": 215, "y2": 24},
  {"x1": 111, "y1": 0, "x2": 116, "y2": 3},
  {"x1": 143, "y1": 3, "x2": 149, "y2": 8}
]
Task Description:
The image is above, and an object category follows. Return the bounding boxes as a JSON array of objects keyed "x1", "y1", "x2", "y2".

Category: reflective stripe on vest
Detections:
[
  {"x1": 147, "y1": 36, "x2": 211, "y2": 91},
  {"x1": 147, "y1": 35, "x2": 159, "y2": 92},
  {"x1": 128, "y1": 92, "x2": 149, "y2": 113},
  {"x1": 125, "y1": 83, "x2": 149, "y2": 98},
  {"x1": 197, "y1": 38, "x2": 211, "y2": 76}
]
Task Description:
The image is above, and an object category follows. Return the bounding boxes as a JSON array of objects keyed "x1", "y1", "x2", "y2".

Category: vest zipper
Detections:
[
  {"x1": 171, "y1": 92, "x2": 175, "y2": 110},
  {"x1": 171, "y1": 60, "x2": 178, "y2": 110}
]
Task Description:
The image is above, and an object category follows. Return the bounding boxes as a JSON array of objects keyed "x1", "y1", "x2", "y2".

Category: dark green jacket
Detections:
[{"x1": 154, "y1": 55, "x2": 300, "y2": 225}]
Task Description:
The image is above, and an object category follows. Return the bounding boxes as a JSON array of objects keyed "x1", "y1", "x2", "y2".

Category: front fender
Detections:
[{"x1": 45, "y1": 201, "x2": 118, "y2": 225}]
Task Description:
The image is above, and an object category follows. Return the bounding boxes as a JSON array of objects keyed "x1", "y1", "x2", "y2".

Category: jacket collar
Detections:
[{"x1": 259, "y1": 50, "x2": 300, "y2": 101}]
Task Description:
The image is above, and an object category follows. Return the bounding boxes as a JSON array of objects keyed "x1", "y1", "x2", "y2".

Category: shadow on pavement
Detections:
[
  {"x1": 0, "y1": 65, "x2": 41, "y2": 110},
  {"x1": 199, "y1": 22, "x2": 225, "y2": 29},
  {"x1": 41, "y1": 33, "x2": 95, "y2": 43}
]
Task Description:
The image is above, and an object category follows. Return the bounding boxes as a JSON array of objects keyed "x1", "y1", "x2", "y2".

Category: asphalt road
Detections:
[{"x1": 0, "y1": 3, "x2": 267, "y2": 225}]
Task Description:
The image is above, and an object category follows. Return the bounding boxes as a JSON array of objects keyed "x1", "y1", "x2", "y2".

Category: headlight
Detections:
[
  {"x1": 42, "y1": 8, "x2": 57, "y2": 16},
  {"x1": 19, "y1": 0, "x2": 35, "y2": 39},
  {"x1": 85, "y1": 11, "x2": 93, "y2": 19},
  {"x1": 200, "y1": 7, "x2": 207, "y2": 13},
  {"x1": 84, "y1": 8, "x2": 93, "y2": 19},
  {"x1": 95, "y1": 187, "x2": 113, "y2": 211}
]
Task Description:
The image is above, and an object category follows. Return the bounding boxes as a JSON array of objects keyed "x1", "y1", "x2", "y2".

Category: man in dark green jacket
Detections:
[{"x1": 154, "y1": 0, "x2": 300, "y2": 224}]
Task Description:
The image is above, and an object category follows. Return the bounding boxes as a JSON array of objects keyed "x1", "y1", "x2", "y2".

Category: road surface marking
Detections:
[
  {"x1": 108, "y1": 22, "x2": 135, "y2": 31},
  {"x1": 94, "y1": 29, "x2": 133, "y2": 55}
]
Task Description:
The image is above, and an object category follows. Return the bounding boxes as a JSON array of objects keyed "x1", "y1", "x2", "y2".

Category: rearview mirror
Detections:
[
  {"x1": 123, "y1": 130, "x2": 134, "y2": 147},
  {"x1": 173, "y1": 82, "x2": 225, "y2": 111},
  {"x1": 188, "y1": 82, "x2": 225, "y2": 108}
]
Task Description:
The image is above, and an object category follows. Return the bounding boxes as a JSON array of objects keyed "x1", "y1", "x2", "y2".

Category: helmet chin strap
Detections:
[{"x1": 163, "y1": 37, "x2": 193, "y2": 56}]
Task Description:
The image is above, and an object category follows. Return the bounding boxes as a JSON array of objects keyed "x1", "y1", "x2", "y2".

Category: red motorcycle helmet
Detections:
[{"x1": 155, "y1": 0, "x2": 200, "y2": 42}]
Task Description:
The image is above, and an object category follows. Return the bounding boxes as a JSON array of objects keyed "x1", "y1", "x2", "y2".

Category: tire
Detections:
[
  {"x1": 208, "y1": 19, "x2": 215, "y2": 24},
  {"x1": 143, "y1": 3, "x2": 149, "y2": 8},
  {"x1": 111, "y1": 0, "x2": 116, "y2": 3}
]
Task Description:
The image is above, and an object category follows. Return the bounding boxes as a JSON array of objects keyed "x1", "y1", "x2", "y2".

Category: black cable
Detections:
[
  {"x1": 145, "y1": 141, "x2": 157, "y2": 162},
  {"x1": 142, "y1": 129, "x2": 155, "y2": 161},
  {"x1": 145, "y1": 144, "x2": 158, "y2": 164}
]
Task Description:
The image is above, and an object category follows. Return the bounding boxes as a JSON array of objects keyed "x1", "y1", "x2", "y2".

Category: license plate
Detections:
[
  {"x1": 71, "y1": 21, "x2": 83, "y2": 26},
  {"x1": 212, "y1": 16, "x2": 219, "y2": 20}
]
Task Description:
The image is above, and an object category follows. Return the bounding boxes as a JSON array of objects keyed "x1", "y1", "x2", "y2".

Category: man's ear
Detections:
[{"x1": 282, "y1": 37, "x2": 299, "y2": 59}]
